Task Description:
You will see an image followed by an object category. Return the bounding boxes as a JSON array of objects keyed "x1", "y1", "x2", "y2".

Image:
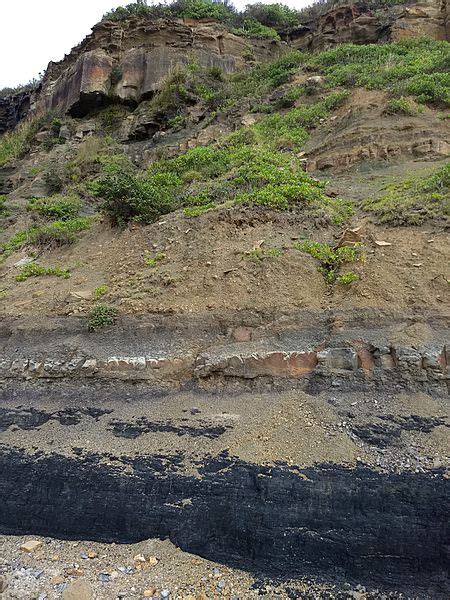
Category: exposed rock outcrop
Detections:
[
  {"x1": 1, "y1": 1, "x2": 448, "y2": 133},
  {"x1": 0, "y1": 92, "x2": 31, "y2": 135},
  {"x1": 288, "y1": 0, "x2": 449, "y2": 51},
  {"x1": 33, "y1": 18, "x2": 283, "y2": 118}
]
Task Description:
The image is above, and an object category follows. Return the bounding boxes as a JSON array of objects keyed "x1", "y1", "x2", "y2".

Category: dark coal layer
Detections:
[{"x1": 0, "y1": 448, "x2": 448, "y2": 596}]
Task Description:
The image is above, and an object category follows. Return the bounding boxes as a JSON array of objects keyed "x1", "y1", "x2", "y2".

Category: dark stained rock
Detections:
[{"x1": 0, "y1": 92, "x2": 30, "y2": 134}]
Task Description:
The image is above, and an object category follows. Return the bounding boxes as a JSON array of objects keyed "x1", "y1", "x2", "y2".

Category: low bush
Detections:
[
  {"x1": 384, "y1": 97, "x2": 416, "y2": 115},
  {"x1": 336, "y1": 271, "x2": 359, "y2": 285},
  {"x1": 228, "y1": 51, "x2": 304, "y2": 100},
  {"x1": 364, "y1": 163, "x2": 450, "y2": 225},
  {"x1": 92, "y1": 169, "x2": 181, "y2": 226},
  {"x1": 28, "y1": 217, "x2": 92, "y2": 248},
  {"x1": 15, "y1": 263, "x2": 70, "y2": 282},
  {"x1": 295, "y1": 240, "x2": 364, "y2": 283},
  {"x1": 87, "y1": 304, "x2": 118, "y2": 331},
  {"x1": 2, "y1": 217, "x2": 91, "y2": 255},
  {"x1": 27, "y1": 195, "x2": 81, "y2": 221},
  {"x1": 253, "y1": 91, "x2": 348, "y2": 149},
  {"x1": 232, "y1": 19, "x2": 280, "y2": 40},
  {"x1": 241, "y1": 3, "x2": 303, "y2": 28}
]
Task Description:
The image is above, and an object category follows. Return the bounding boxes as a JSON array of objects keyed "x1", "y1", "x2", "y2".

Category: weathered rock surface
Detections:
[
  {"x1": 289, "y1": 0, "x2": 449, "y2": 51},
  {"x1": 304, "y1": 89, "x2": 450, "y2": 172},
  {"x1": 0, "y1": 311, "x2": 448, "y2": 390},
  {"x1": 0, "y1": 92, "x2": 30, "y2": 134},
  {"x1": 33, "y1": 18, "x2": 283, "y2": 118}
]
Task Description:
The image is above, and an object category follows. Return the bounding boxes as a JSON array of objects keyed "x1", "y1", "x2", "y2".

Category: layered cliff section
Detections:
[
  {"x1": 289, "y1": 0, "x2": 450, "y2": 50},
  {"x1": 1, "y1": 0, "x2": 448, "y2": 133},
  {"x1": 32, "y1": 17, "x2": 283, "y2": 118}
]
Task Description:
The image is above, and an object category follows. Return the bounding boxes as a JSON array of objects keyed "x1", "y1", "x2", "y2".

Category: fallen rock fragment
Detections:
[
  {"x1": 375, "y1": 240, "x2": 392, "y2": 246},
  {"x1": 20, "y1": 539, "x2": 43, "y2": 552}
]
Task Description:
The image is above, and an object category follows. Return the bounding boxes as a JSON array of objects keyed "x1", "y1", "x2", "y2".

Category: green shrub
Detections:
[
  {"x1": 103, "y1": 0, "x2": 167, "y2": 20},
  {"x1": 183, "y1": 191, "x2": 216, "y2": 216},
  {"x1": 384, "y1": 96, "x2": 416, "y2": 115},
  {"x1": 170, "y1": 0, "x2": 234, "y2": 20},
  {"x1": 110, "y1": 65, "x2": 123, "y2": 85},
  {"x1": 92, "y1": 169, "x2": 181, "y2": 226},
  {"x1": 232, "y1": 19, "x2": 280, "y2": 40},
  {"x1": 87, "y1": 304, "x2": 118, "y2": 331},
  {"x1": 98, "y1": 104, "x2": 127, "y2": 130},
  {"x1": 228, "y1": 51, "x2": 304, "y2": 100},
  {"x1": 242, "y1": 3, "x2": 302, "y2": 28},
  {"x1": 337, "y1": 271, "x2": 359, "y2": 285},
  {"x1": 2, "y1": 217, "x2": 91, "y2": 255},
  {"x1": 295, "y1": 240, "x2": 364, "y2": 283},
  {"x1": 364, "y1": 163, "x2": 450, "y2": 225},
  {"x1": 15, "y1": 263, "x2": 70, "y2": 282},
  {"x1": 0, "y1": 195, "x2": 7, "y2": 216},
  {"x1": 167, "y1": 115, "x2": 186, "y2": 130},
  {"x1": 28, "y1": 218, "x2": 92, "y2": 248},
  {"x1": 27, "y1": 195, "x2": 81, "y2": 220}
]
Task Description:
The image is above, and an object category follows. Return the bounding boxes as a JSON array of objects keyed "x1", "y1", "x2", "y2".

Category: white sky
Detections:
[{"x1": 0, "y1": 0, "x2": 309, "y2": 89}]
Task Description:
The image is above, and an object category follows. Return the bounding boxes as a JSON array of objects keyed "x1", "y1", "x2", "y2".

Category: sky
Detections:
[{"x1": 0, "y1": 0, "x2": 309, "y2": 89}]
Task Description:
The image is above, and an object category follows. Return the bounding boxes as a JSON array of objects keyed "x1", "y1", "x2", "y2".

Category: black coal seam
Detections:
[
  {"x1": 351, "y1": 415, "x2": 448, "y2": 448},
  {"x1": 109, "y1": 418, "x2": 231, "y2": 439},
  {"x1": 0, "y1": 447, "x2": 448, "y2": 595},
  {"x1": 0, "y1": 407, "x2": 113, "y2": 432}
]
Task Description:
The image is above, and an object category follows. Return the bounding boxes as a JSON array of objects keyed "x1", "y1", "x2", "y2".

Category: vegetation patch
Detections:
[
  {"x1": 27, "y1": 195, "x2": 81, "y2": 221},
  {"x1": 93, "y1": 111, "x2": 352, "y2": 225},
  {"x1": 144, "y1": 251, "x2": 166, "y2": 267},
  {"x1": 228, "y1": 51, "x2": 304, "y2": 101},
  {"x1": 295, "y1": 240, "x2": 364, "y2": 284},
  {"x1": 307, "y1": 38, "x2": 450, "y2": 105},
  {"x1": 15, "y1": 263, "x2": 71, "y2": 282},
  {"x1": 94, "y1": 285, "x2": 109, "y2": 299},
  {"x1": 0, "y1": 113, "x2": 52, "y2": 167},
  {"x1": 384, "y1": 97, "x2": 417, "y2": 115},
  {"x1": 253, "y1": 91, "x2": 348, "y2": 149},
  {"x1": 232, "y1": 19, "x2": 280, "y2": 40},
  {"x1": 2, "y1": 217, "x2": 92, "y2": 255},
  {"x1": 245, "y1": 246, "x2": 281, "y2": 261},
  {"x1": 87, "y1": 304, "x2": 118, "y2": 331},
  {"x1": 364, "y1": 163, "x2": 450, "y2": 225}
]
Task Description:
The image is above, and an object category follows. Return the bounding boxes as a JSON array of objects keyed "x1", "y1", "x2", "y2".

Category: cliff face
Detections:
[
  {"x1": 289, "y1": 0, "x2": 449, "y2": 50},
  {"x1": 0, "y1": 0, "x2": 448, "y2": 132},
  {"x1": 34, "y1": 18, "x2": 283, "y2": 118}
]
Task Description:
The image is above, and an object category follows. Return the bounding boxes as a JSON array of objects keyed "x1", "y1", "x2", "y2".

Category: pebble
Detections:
[
  {"x1": 98, "y1": 573, "x2": 111, "y2": 582},
  {"x1": 161, "y1": 589, "x2": 170, "y2": 598}
]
